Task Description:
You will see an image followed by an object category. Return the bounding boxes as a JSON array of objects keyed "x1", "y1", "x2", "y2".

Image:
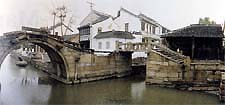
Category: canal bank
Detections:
[
  {"x1": 11, "y1": 51, "x2": 224, "y2": 102},
  {"x1": 11, "y1": 52, "x2": 134, "y2": 85},
  {"x1": 0, "y1": 55, "x2": 221, "y2": 104},
  {"x1": 145, "y1": 24, "x2": 225, "y2": 102}
]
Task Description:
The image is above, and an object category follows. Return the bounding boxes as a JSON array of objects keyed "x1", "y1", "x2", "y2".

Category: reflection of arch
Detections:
[{"x1": 0, "y1": 38, "x2": 69, "y2": 79}]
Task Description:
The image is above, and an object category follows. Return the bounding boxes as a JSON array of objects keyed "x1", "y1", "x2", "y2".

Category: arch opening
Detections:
[{"x1": 0, "y1": 39, "x2": 68, "y2": 79}]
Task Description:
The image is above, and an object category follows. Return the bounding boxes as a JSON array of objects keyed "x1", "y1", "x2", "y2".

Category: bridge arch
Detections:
[{"x1": 0, "y1": 35, "x2": 69, "y2": 79}]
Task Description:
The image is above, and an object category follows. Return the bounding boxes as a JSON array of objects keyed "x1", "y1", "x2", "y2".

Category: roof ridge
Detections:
[
  {"x1": 120, "y1": 7, "x2": 138, "y2": 17},
  {"x1": 92, "y1": 9, "x2": 113, "y2": 18},
  {"x1": 138, "y1": 13, "x2": 157, "y2": 23},
  {"x1": 162, "y1": 24, "x2": 224, "y2": 38},
  {"x1": 79, "y1": 9, "x2": 112, "y2": 27}
]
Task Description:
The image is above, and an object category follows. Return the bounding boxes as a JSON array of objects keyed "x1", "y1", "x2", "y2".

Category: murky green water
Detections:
[{"x1": 0, "y1": 55, "x2": 221, "y2": 104}]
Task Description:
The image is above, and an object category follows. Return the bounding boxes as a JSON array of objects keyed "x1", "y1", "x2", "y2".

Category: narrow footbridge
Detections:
[{"x1": 116, "y1": 41, "x2": 188, "y2": 65}]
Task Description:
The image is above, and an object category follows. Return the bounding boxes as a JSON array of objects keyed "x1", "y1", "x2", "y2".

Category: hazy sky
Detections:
[{"x1": 0, "y1": 0, "x2": 225, "y2": 35}]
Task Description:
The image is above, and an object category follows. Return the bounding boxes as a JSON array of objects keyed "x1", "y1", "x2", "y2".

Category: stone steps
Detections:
[{"x1": 152, "y1": 45, "x2": 186, "y2": 64}]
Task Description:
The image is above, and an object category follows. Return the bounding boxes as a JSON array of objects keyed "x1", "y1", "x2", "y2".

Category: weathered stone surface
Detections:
[
  {"x1": 146, "y1": 51, "x2": 187, "y2": 85},
  {"x1": 146, "y1": 50, "x2": 224, "y2": 92},
  {"x1": 0, "y1": 31, "x2": 133, "y2": 84},
  {"x1": 76, "y1": 52, "x2": 132, "y2": 83}
]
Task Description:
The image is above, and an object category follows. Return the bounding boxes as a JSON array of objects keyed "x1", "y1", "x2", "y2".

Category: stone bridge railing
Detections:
[
  {"x1": 116, "y1": 41, "x2": 190, "y2": 65},
  {"x1": 116, "y1": 41, "x2": 186, "y2": 57},
  {"x1": 116, "y1": 41, "x2": 151, "y2": 52}
]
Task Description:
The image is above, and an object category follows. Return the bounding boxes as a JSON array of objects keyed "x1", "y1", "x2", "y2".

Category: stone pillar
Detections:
[
  {"x1": 38, "y1": 46, "x2": 41, "y2": 53},
  {"x1": 57, "y1": 64, "x2": 61, "y2": 77},
  {"x1": 191, "y1": 37, "x2": 195, "y2": 59},
  {"x1": 115, "y1": 41, "x2": 119, "y2": 51},
  {"x1": 147, "y1": 39, "x2": 152, "y2": 53},
  {"x1": 35, "y1": 45, "x2": 38, "y2": 53},
  {"x1": 74, "y1": 56, "x2": 80, "y2": 81}
]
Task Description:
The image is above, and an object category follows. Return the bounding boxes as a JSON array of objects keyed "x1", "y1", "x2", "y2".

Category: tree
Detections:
[{"x1": 199, "y1": 17, "x2": 216, "y2": 25}]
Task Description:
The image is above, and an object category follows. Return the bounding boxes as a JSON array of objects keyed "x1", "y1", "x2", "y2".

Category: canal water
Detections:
[{"x1": 0, "y1": 55, "x2": 221, "y2": 104}]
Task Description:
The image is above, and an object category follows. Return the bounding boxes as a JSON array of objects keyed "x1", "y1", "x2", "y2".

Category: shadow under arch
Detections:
[{"x1": 0, "y1": 39, "x2": 69, "y2": 79}]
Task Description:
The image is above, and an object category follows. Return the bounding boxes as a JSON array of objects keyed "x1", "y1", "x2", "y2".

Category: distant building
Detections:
[{"x1": 78, "y1": 8, "x2": 170, "y2": 53}]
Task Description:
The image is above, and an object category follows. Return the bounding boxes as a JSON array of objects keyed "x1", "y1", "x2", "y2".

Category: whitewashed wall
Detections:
[
  {"x1": 90, "y1": 18, "x2": 120, "y2": 49},
  {"x1": 88, "y1": 9, "x2": 165, "y2": 58},
  {"x1": 93, "y1": 38, "x2": 134, "y2": 52},
  {"x1": 114, "y1": 10, "x2": 141, "y2": 32}
]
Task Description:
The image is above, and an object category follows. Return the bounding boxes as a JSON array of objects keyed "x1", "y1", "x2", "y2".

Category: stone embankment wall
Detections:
[
  {"x1": 12, "y1": 51, "x2": 133, "y2": 84},
  {"x1": 146, "y1": 51, "x2": 189, "y2": 85},
  {"x1": 76, "y1": 52, "x2": 132, "y2": 83},
  {"x1": 146, "y1": 51, "x2": 223, "y2": 91}
]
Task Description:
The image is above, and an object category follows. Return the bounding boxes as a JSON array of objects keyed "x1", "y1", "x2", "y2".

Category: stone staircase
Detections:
[
  {"x1": 116, "y1": 41, "x2": 188, "y2": 65},
  {"x1": 151, "y1": 43, "x2": 187, "y2": 64}
]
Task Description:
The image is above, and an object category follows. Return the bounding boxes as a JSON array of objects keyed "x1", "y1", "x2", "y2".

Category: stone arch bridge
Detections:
[
  {"x1": 0, "y1": 27, "x2": 132, "y2": 84},
  {"x1": 0, "y1": 30, "x2": 82, "y2": 82}
]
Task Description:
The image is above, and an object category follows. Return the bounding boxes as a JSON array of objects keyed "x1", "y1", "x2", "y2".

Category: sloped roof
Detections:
[
  {"x1": 162, "y1": 24, "x2": 224, "y2": 38},
  {"x1": 80, "y1": 10, "x2": 112, "y2": 27},
  {"x1": 63, "y1": 34, "x2": 79, "y2": 41},
  {"x1": 138, "y1": 13, "x2": 159, "y2": 26},
  {"x1": 119, "y1": 8, "x2": 138, "y2": 17},
  {"x1": 119, "y1": 8, "x2": 168, "y2": 30},
  {"x1": 94, "y1": 31, "x2": 135, "y2": 39}
]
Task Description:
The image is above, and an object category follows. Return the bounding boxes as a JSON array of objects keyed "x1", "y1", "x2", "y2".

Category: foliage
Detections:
[{"x1": 199, "y1": 17, "x2": 216, "y2": 25}]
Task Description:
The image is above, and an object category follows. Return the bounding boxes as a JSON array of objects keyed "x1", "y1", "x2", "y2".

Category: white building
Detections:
[
  {"x1": 93, "y1": 31, "x2": 136, "y2": 52},
  {"x1": 78, "y1": 8, "x2": 170, "y2": 56}
]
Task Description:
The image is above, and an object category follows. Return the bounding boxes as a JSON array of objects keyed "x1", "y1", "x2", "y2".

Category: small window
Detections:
[
  {"x1": 117, "y1": 11, "x2": 121, "y2": 17},
  {"x1": 98, "y1": 27, "x2": 102, "y2": 33},
  {"x1": 142, "y1": 38, "x2": 146, "y2": 43},
  {"x1": 106, "y1": 41, "x2": 110, "y2": 49},
  {"x1": 141, "y1": 21, "x2": 145, "y2": 31},
  {"x1": 149, "y1": 25, "x2": 152, "y2": 34},
  {"x1": 152, "y1": 26, "x2": 156, "y2": 34},
  {"x1": 98, "y1": 42, "x2": 102, "y2": 49},
  {"x1": 125, "y1": 23, "x2": 129, "y2": 32}
]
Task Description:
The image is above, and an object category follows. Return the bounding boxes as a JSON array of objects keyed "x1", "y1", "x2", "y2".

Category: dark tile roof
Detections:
[
  {"x1": 94, "y1": 31, "x2": 135, "y2": 39},
  {"x1": 79, "y1": 10, "x2": 112, "y2": 27},
  {"x1": 91, "y1": 10, "x2": 111, "y2": 25},
  {"x1": 138, "y1": 13, "x2": 158, "y2": 24},
  {"x1": 63, "y1": 34, "x2": 79, "y2": 41},
  {"x1": 161, "y1": 24, "x2": 224, "y2": 38}
]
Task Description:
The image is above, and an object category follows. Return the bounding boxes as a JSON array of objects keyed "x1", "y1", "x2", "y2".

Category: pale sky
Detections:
[{"x1": 0, "y1": 0, "x2": 225, "y2": 35}]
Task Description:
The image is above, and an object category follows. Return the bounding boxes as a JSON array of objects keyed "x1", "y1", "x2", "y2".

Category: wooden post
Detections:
[
  {"x1": 191, "y1": 37, "x2": 195, "y2": 59},
  {"x1": 217, "y1": 48, "x2": 219, "y2": 60},
  {"x1": 115, "y1": 41, "x2": 119, "y2": 51}
]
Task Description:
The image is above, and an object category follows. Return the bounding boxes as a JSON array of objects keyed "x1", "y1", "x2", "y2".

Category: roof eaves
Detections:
[
  {"x1": 94, "y1": 31, "x2": 135, "y2": 39},
  {"x1": 120, "y1": 7, "x2": 138, "y2": 18},
  {"x1": 138, "y1": 14, "x2": 160, "y2": 26},
  {"x1": 79, "y1": 10, "x2": 113, "y2": 27},
  {"x1": 93, "y1": 10, "x2": 113, "y2": 18}
]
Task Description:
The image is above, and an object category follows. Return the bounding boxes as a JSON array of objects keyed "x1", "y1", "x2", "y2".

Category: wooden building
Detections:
[{"x1": 161, "y1": 24, "x2": 224, "y2": 60}]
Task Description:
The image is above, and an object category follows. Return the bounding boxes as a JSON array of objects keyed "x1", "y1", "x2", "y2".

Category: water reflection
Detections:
[
  {"x1": 131, "y1": 82, "x2": 145, "y2": 100},
  {"x1": 0, "y1": 55, "x2": 221, "y2": 104}
]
